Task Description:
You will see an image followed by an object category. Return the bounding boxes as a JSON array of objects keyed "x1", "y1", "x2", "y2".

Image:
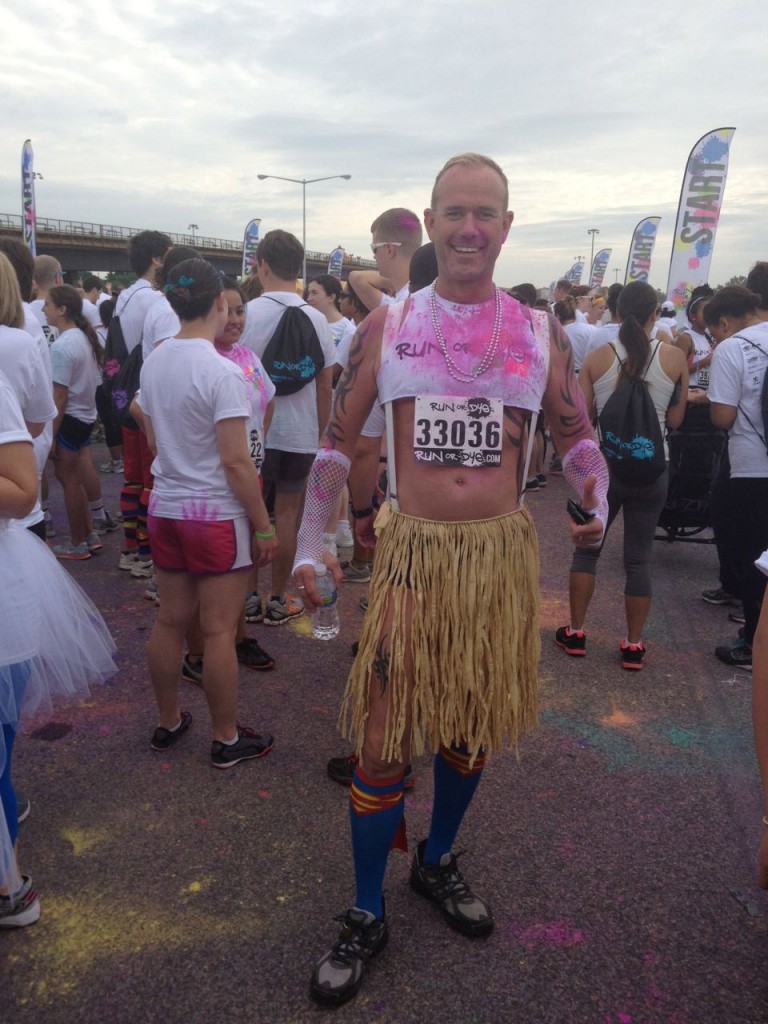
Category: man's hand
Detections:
[
  {"x1": 354, "y1": 511, "x2": 377, "y2": 550},
  {"x1": 293, "y1": 553, "x2": 343, "y2": 613},
  {"x1": 569, "y1": 473, "x2": 605, "y2": 548}
]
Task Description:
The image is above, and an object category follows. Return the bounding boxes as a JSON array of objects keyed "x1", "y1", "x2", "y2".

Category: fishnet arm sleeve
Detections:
[
  {"x1": 562, "y1": 438, "x2": 609, "y2": 534},
  {"x1": 293, "y1": 448, "x2": 351, "y2": 573}
]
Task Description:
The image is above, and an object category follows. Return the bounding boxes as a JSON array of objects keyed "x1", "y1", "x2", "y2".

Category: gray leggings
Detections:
[{"x1": 570, "y1": 467, "x2": 668, "y2": 597}]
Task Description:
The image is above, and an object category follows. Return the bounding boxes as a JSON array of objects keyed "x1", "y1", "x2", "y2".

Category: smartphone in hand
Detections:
[{"x1": 566, "y1": 498, "x2": 595, "y2": 526}]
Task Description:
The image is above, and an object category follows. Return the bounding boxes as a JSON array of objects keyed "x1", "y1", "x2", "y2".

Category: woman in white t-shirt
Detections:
[
  {"x1": 44, "y1": 285, "x2": 104, "y2": 559},
  {"x1": 306, "y1": 274, "x2": 357, "y2": 367},
  {"x1": 138, "y1": 259, "x2": 278, "y2": 769},
  {"x1": 211, "y1": 276, "x2": 276, "y2": 669},
  {"x1": 0, "y1": 372, "x2": 115, "y2": 926}
]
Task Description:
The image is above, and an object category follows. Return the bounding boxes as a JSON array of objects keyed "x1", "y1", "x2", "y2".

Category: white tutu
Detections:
[{"x1": 0, "y1": 520, "x2": 117, "y2": 891}]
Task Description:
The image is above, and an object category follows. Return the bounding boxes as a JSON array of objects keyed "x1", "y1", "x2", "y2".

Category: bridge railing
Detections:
[
  {"x1": 0, "y1": 213, "x2": 240, "y2": 251},
  {"x1": 0, "y1": 213, "x2": 377, "y2": 267}
]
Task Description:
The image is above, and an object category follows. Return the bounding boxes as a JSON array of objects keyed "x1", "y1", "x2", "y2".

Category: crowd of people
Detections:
[{"x1": 1, "y1": 153, "x2": 768, "y2": 1011}]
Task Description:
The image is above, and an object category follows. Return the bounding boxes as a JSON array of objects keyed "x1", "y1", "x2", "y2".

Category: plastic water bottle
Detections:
[{"x1": 312, "y1": 563, "x2": 340, "y2": 640}]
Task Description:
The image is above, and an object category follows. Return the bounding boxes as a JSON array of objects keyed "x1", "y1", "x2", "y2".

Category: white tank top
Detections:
[
  {"x1": 593, "y1": 340, "x2": 676, "y2": 455},
  {"x1": 688, "y1": 328, "x2": 712, "y2": 388}
]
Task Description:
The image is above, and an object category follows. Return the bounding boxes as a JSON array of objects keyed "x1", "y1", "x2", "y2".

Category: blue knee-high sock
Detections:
[
  {"x1": 424, "y1": 744, "x2": 485, "y2": 865},
  {"x1": 349, "y1": 766, "x2": 405, "y2": 919}
]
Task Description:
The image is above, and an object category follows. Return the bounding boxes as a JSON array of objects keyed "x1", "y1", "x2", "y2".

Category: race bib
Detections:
[
  {"x1": 249, "y1": 428, "x2": 265, "y2": 469},
  {"x1": 413, "y1": 395, "x2": 503, "y2": 467}
]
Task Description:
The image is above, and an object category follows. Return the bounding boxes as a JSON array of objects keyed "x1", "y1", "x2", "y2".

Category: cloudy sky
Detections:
[{"x1": 2, "y1": 0, "x2": 766, "y2": 291}]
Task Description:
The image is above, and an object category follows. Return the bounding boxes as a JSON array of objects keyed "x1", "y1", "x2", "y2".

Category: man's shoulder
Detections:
[{"x1": 118, "y1": 279, "x2": 155, "y2": 310}]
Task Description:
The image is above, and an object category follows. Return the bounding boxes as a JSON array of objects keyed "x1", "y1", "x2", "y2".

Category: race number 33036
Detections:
[{"x1": 413, "y1": 395, "x2": 503, "y2": 467}]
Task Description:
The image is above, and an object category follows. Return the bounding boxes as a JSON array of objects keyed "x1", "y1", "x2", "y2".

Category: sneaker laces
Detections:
[
  {"x1": 328, "y1": 912, "x2": 379, "y2": 965},
  {"x1": 422, "y1": 850, "x2": 474, "y2": 902}
]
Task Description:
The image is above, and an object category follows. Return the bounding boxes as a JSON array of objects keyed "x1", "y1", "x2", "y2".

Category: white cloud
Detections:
[{"x1": 1, "y1": 0, "x2": 766, "y2": 289}]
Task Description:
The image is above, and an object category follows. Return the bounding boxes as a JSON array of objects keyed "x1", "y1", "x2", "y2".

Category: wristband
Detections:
[
  {"x1": 253, "y1": 525, "x2": 276, "y2": 540},
  {"x1": 351, "y1": 505, "x2": 374, "y2": 519}
]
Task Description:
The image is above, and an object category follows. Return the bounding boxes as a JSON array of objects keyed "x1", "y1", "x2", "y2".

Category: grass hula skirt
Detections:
[{"x1": 340, "y1": 502, "x2": 541, "y2": 765}]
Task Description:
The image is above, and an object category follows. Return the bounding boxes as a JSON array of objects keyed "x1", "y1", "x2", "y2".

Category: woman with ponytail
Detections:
[
  {"x1": 556, "y1": 281, "x2": 688, "y2": 670},
  {"x1": 137, "y1": 258, "x2": 278, "y2": 768},
  {"x1": 44, "y1": 284, "x2": 104, "y2": 559}
]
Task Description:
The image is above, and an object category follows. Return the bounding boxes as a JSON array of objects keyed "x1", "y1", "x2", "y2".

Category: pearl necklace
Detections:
[{"x1": 429, "y1": 283, "x2": 503, "y2": 383}]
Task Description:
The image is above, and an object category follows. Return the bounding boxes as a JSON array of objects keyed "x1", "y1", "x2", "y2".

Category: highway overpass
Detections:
[{"x1": 0, "y1": 213, "x2": 376, "y2": 280}]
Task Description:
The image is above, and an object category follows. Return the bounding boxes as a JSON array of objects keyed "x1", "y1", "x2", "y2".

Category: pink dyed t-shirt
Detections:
[
  {"x1": 215, "y1": 341, "x2": 276, "y2": 469},
  {"x1": 377, "y1": 287, "x2": 550, "y2": 413}
]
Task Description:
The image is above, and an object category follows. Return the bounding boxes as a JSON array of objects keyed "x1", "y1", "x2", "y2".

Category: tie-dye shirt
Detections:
[{"x1": 214, "y1": 341, "x2": 276, "y2": 470}]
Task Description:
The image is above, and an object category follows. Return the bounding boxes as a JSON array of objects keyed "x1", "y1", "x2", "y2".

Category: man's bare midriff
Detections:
[{"x1": 390, "y1": 398, "x2": 524, "y2": 520}]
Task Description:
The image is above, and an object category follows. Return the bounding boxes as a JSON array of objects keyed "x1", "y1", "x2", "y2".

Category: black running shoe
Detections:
[
  {"x1": 310, "y1": 907, "x2": 388, "y2": 1006},
  {"x1": 211, "y1": 726, "x2": 274, "y2": 769},
  {"x1": 409, "y1": 838, "x2": 494, "y2": 937},
  {"x1": 715, "y1": 639, "x2": 752, "y2": 671},
  {"x1": 702, "y1": 587, "x2": 740, "y2": 606},
  {"x1": 235, "y1": 638, "x2": 275, "y2": 671},
  {"x1": 555, "y1": 625, "x2": 586, "y2": 656},
  {"x1": 182, "y1": 656, "x2": 203, "y2": 686},
  {"x1": 620, "y1": 640, "x2": 646, "y2": 670},
  {"x1": 150, "y1": 711, "x2": 193, "y2": 752},
  {"x1": 326, "y1": 752, "x2": 415, "y2": 790}
]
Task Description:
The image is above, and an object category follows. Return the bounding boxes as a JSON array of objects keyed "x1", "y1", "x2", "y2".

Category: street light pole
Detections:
[
  {"x1": 188, "y1": 223, "x2": 198, "y2": 243},
  {"x1": 587, "y1": 228, "x2": 600, "y2": 285},
  {"x1": 614, "y1": 268, "x2": 622, "y2": 283},
  {"x1": 256, "y1": 174, "x2": 352, "y2": 285}
]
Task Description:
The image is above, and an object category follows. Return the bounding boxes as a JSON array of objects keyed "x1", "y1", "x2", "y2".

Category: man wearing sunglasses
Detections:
[{"x1": 347, "y1": 208, "x2": 423, "y2": 314}]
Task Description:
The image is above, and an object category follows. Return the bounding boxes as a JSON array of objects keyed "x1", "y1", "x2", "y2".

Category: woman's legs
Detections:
[
  {"x1": 197, "y1": 571, "x2": 252, "y2": 742},
  {"x1": 148, "y1": 570, "x2": 198, "y2": 729},
  {"x1": 621, "y1": 470, "x2": 669, "y2": 643},
  {"x1": 53, "y1": 448, "x2": 92, "y2": 545},
  {"x1": 567, "y1": 479, "x2": 622, "y2": 631}
]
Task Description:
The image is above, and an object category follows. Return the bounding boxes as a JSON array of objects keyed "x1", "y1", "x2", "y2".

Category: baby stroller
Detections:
[{"x1": 656, "y1": 403, "x2": 727, "y2": 543}]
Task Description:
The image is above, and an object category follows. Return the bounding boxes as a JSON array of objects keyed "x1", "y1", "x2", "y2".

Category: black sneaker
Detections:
[
  {"x1": 715, "y1": 639, "x2": 752, "y2": 671},
  {"x1": 326, "y1": 752, "x2": 415, "y2": 791},
  {"x1": 310, "y1": 907, "x2": 388, "y2": 1006},
  {"x1": 620, "y1": 640, "x2": 645, "y2": 670},
  {"x1": 235, "y1": 638, "x2": 275, "y2": 671},
  {"x1": 555, "y1": 625, "x2": 586, "y2": 656},
  {"x1": 211, "y1": 726, "x2": 274, "y2": 769},
  {"x1": 409, "y1": 838, "x2": 494, "y2": 937},
  {"x1": 150, "y1": 711, "x2": 193, "y2": 751},
  {"x1": 182, "y1": 655, "x2": 203, "y2": 686},
  {"x1": 729, "y1": 608, "x2": 746, "y2": 625},
  {"x1": 702, "y1": 587, "x2": 740, "y2": 606}
]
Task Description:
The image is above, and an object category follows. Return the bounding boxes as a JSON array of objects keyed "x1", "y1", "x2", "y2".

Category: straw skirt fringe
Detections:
[{"x1": 340, "y1": 506, "x2": 540, "y2": 763}]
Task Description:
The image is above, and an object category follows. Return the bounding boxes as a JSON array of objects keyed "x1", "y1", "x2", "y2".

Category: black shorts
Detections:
[
  {"x1": 57, "y1": 414, "x2": 95, "y2": 452},
  {"x1": 261, "y1": 449, "x2": 315, "y2": 494}
]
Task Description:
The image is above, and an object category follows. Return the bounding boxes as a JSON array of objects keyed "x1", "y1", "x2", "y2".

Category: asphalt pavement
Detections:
[{"x1": 3, "y1": 452, "x2": 767, "y2": 1024}]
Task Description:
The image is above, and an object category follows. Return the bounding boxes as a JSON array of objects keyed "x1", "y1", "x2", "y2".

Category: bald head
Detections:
[{"x1": 33, "y1": 254, "x2": 63, "y2": 290}]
